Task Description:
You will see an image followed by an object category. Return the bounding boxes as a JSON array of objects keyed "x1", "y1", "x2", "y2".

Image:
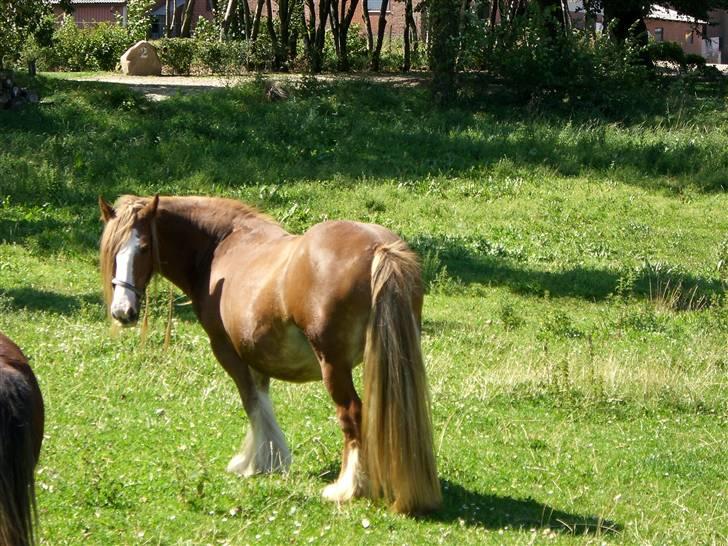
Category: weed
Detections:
[{"x1": 497, "y1": 298, "x2": 524, "y2": 331}]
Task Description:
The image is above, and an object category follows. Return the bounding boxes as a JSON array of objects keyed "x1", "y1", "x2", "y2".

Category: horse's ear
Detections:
[
  {"x1": 99, "y1": 196, "x2": 115, "y2": 222},
  {"x1": 146, "y1": 194, "x2": 160, "y2": 217}
]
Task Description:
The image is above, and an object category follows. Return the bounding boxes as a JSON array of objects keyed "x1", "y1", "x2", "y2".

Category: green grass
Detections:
[{"x1": 1, "y1": 74, "x2": 727, "y2": 544}]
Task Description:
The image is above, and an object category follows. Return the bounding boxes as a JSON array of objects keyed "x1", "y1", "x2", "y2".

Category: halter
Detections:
[
  {"x1": 111, "y1": 277, "x2": 144, "y2": 298},
  {"x1": 110, "y1": 212, "x2": 161, "y2": 300}
]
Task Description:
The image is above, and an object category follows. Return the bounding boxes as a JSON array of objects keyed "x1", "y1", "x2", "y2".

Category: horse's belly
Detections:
[{"x1": 246, "y1": 324, "x2": 322, "y2": 383}]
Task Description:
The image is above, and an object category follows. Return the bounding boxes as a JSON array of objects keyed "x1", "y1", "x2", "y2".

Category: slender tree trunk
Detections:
[
  {"x1": 166, "y1": 0, "x2": 172, "y2": 37},
  {"x1": 361, "y1": 0, "x2": 374, "y2": 54},
  {"x1": 265, "y1": 0, "x2": 281, "y2": 67},
  {"x1": 403, "y1": 11, "x2": 411, "y2": 71},
  {"x1": 251, "y1": 0, "x2": 265, "y2": 40},
  {"x1": 180, "y1": 0, "x2": 196, "y2": 37},
  {"x1": 403, "y1": 0, "x2": 419, "y2": 70},
  {"x1": 221, "y1": 0, "x2": 237, "y2": 38},
  {"x1": 370, "y1": 0, "x2": 389, "y2": 70},
  {"x1": 488, "y1": 0, "x2": 498, "y2": 26},
  {"x1": 171, "y1": 0, "x2": 179, "y2": 36},
  {"x1": 241, "y1": 0, "x2": 252, "y2": 38}
]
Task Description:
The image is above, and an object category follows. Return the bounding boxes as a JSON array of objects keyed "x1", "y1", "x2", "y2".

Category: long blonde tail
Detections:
[{"x1": 362, "y1": 241, "x2": 442, "y2": 514}]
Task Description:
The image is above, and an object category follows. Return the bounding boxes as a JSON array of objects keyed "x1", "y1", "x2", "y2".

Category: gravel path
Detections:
[{"x1": 65, "y1": 72, "x2": 428, "y2": 100}]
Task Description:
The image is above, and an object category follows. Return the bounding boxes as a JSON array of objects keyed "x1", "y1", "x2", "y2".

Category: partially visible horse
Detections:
[
  {"x1": 99, "y1": 195, "x2": 441, "y2": 514},
  {"x1": 0, "y1": 332, "x2": 44, "y2": 546}
]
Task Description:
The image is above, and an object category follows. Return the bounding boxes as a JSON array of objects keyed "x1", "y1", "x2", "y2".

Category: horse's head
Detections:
[{"x1": 99, "y1": 195, "x2": 159, "y2": 326}]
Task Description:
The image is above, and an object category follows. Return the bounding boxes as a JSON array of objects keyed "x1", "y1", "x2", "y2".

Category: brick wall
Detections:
[{"x1": 53, "y1": 4, "x2": 125, "y2": 26}]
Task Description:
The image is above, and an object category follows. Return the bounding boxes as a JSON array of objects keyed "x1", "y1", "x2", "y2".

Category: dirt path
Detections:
[{"x1": 66, "y1": 72, "x2": 428, "y2": 100}]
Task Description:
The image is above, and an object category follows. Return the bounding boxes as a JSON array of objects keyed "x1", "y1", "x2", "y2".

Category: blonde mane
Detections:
[{"x1": 99, "y1": 196, "x2": 149, "y2": 306}]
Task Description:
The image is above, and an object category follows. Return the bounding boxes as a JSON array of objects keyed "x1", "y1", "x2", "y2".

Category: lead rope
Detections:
[
  {"x1": 164, "y1": 282, "x2": 173, "y2": 350},
  {"x1": 141, "y1": 215, "x2": 162, "y2": 346}
]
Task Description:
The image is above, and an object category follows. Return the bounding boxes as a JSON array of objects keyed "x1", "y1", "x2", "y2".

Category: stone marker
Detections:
[{"x1": 120, "y1": 41, "x2": 162, "y2": 76}]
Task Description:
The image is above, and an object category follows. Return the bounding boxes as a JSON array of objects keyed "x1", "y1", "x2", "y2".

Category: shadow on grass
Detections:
[
  {"x1": 423, "y1": 480, "x2": 621, "y2": 535},
  {"x1": 312, "y1": 468, "x2": 620, "y2": 535},
  {"x1": 0, "y1": 288, "x2": 100, "y2": 315},
  {"x1": 3, "y1": 75, "x2": 727, "y2": 215},
  {"x1": 414, "y1": 235, "x2": 725, "y2": 303}
]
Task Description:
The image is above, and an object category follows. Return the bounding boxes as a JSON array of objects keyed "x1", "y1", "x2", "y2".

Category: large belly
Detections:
[{"x1": 240, "y1": 323, "x2": 322, "y2": 383}]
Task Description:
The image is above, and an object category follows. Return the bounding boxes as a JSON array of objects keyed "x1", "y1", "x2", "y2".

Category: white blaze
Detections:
[{"x1": 111, "y1": 229, "x2": 140, "y2": 319}]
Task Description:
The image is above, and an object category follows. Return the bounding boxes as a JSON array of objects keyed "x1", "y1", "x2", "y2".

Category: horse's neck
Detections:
[{"x1": 154, "y1": 199, "x2": 280, "y2": 297}]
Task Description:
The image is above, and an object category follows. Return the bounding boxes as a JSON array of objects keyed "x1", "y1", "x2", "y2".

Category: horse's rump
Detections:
[{"x1": 0, "y1": 333, "x2": 43, "y2": 546}]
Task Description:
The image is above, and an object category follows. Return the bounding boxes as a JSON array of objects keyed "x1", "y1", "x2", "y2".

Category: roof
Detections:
[
  {"x1": 647, "y1": 5, "x2": 707, "y2": 24},
  {"x1": 50, "y1": 0, "x2": 126, "y2": 3}
]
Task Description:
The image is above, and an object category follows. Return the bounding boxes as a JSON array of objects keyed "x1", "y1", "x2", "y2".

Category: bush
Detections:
[
  {"x1": 463, "y1": 8, "x2": 654, "y2": 117},
  {"x1": 684, "y1": 53, "x2": 706, "y2": 68},
  {"x1": 50, "y1": 17, "x2": 133, "y2": 71},
  {"x1": 155, "y1": 37, "x2": 195, "y2": 74},
  {"x1": 647, "y1": 40, "x2": 686, "y2": 66}
]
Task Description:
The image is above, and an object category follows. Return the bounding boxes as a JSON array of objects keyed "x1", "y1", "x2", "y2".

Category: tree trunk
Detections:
[
  {"x1": 251, "y1": 0, "x2": 265, "y2": 41},
  {"x1": 166, "y1": 0, "x2": 172, "y2": 37},
  {"x1": 602, "y1": 0, "x2": 651, "y2": 66},
  {"x1": 221, "y1": 0, "x2": 237, "y2": 38},
  {"x1": 329, "y1": 0, "x2": 361, "y2": 71},
  {"x1": 429, "y1": 0, "x2": 460, "y2": 105},
  {"x1": 361, "y1": 0, "x2": 374, "y2": 54},
  {"x1": 180, "y1": 0, "x2": 196, "y2": 37},
  {"x1": 265, "y1": 0, "x2": 282, "y2": 68},
  {"x1": 370, "y1": 0, "x2": 389, "y2": 71}
]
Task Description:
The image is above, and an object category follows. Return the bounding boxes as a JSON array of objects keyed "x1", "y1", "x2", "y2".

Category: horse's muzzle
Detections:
[{"x1": 112, "y1": 307, "x2": 138, "y2": 326}]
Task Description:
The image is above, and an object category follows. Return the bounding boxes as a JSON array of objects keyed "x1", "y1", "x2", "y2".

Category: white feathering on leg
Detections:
[
  {"x1": 322, "y1": 446, "x2": 366, "y2": 502},
  {"x1": 227, "y1": 391, "x2": 291, "y2": 476}
]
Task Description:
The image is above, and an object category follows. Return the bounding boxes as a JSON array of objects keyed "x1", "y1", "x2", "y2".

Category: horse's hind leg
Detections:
[
  {"x1": 317, "y1": 358, "x2": 366, "y2": 502},
  {"x1": 210, "y1": 338, "x2": 291, "y2": 476}
]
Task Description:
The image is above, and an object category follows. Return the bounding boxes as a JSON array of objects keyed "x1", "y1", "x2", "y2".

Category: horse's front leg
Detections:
[{"x1": 209, "y1": 337, "x2": 291, "y2": 476}]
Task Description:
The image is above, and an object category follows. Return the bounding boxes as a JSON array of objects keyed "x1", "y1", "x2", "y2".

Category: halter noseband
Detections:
[{"x1": 112, "y1": 277, "x2": 144, "y2": 298}]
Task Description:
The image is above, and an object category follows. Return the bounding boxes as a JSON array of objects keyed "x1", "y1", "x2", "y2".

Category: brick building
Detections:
[
  {"x1": 644, "y1": 5, "x2": 715, "y2": 60},
  {"x1": 51, "y1": 0, "x2": 127, "y2": 26}
]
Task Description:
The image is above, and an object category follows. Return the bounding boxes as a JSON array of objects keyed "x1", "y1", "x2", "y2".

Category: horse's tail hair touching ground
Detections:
[
  {"x1": 0, "y1": 370, "x2": 38, "y2": 546},
  {"x1": 362, "y1": 241, "x2": 442, "y2": 514}
]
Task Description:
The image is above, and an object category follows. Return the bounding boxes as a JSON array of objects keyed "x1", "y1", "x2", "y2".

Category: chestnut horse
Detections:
[
  {"x1": 98, "y1": 195, "x2": 441, "y2": 514},
  {"x1": 0, "y1": 332, "x2": 44, "y2": 546}
]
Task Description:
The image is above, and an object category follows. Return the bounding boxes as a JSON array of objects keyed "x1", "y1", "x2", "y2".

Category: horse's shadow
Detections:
[
  {"x1": 427, "y1": 480, "x2": 620, "y2": 535},
  {"x1": 313, "y1": 469, "x2": 619, "y2": 535},
  {"x1": 0, "y1": 287, "x2": 100, "y2": 315}
]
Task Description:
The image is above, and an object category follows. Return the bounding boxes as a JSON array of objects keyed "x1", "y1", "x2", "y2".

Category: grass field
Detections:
[{"x1": 1, "y1": 74, "x2": 727, "y2": 545}]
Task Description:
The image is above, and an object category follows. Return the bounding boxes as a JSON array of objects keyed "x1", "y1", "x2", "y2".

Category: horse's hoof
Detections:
[
  {"x1": 322, "y1": 482, "x2": 354, "y2": 503},
  {"x1": 226, "y1": 453, "x2": 256, "y2": 477}
]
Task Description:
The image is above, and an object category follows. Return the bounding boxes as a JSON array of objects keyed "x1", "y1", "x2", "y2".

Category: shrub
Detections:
[
  {"x1": 463, "y1": 8, "x2": 654, "y2": 117},
  {"x1": 155, "y1": 37, "x2": 195, "y2": 74},
  {"x1": 50, "y1": 17, "x2": 132, "y2": 71},
  {"x1": 684, "y1": 53, "x2": 706, "y2": 68},
  {"x1": 647, "y1": 40, "x2": 686, "y2": 66}
]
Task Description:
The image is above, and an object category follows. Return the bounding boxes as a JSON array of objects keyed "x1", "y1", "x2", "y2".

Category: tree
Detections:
[
  {"x1": 329, "y1": 0, "x2": 361, "y2": 70},
  {"x1": 0, "y1": 0, "x2": 55, "y2": 68},
  {"x1": 301, "y1": 0, "x2": 332, "y2": 72},
  {"x1": 128, "y1": 0, "x2": 156, "y2": 40},
  {"x1": 360, "y1": 0, "x2": 390, "y2": 70},
  {"x1": 429, "y1": 0, "x2": 461, "y2": 104},
  {"x1": 266, "y1": 0, "x2": 298, "y2": 69},
  {"x1": 401, "y1": 0, "x2": 420, "y2": 71}
]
